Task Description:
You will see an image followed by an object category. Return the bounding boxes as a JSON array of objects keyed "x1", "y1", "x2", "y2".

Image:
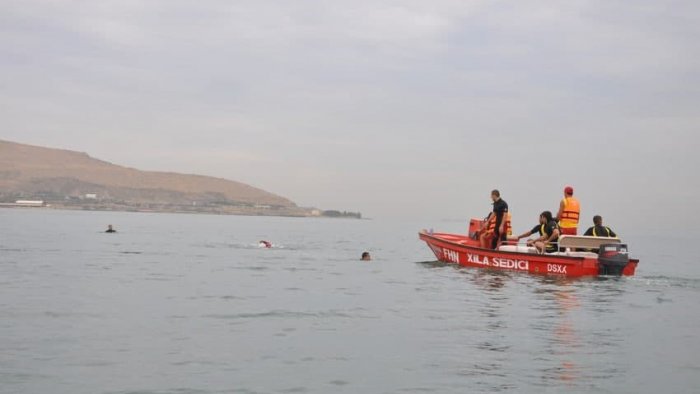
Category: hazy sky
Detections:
[{"x1": 2, "y1": 1, "x2": 699, "y2": 234}]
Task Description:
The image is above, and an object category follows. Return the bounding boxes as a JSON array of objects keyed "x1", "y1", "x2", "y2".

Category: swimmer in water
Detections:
[
  {"x1": 361, "y1": 251, "x2": 371, "y2": 261},
  {"x1": 259, "y1": 240, "x2": 272, "y2": 248},
  {"x1": 105, "y1": 224, "x2": 116, "y2": 233}
]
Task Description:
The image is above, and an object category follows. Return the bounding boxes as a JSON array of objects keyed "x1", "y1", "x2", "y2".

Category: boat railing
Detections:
[{"x1": 500, "y1": 236, "x2": 621, "y2": 254}]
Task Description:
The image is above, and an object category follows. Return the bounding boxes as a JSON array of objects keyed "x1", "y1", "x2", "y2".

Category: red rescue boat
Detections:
[{"x1": 419, "y1": 219, "x2": 639, "y2": 277}]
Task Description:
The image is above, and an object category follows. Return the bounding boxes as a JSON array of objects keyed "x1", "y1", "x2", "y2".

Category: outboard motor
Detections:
[{"x1": 598, "y1": 244, "x2": 629, "y2": 275}]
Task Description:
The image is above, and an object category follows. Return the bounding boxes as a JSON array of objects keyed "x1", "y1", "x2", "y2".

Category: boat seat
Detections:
[
  {"x1": 558, "y1": 235, "x2": 620, "y2": 251},
  {"x1": 498, "y1": 245, "x2": 538, "y2": 254}
]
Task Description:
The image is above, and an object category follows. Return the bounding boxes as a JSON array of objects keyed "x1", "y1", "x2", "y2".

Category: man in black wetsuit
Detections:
[
  {"x1": 584, "y1": 215, "x2": 617, "y2": 238},
  {"x1": 512, "y1": 211, "x2": 560, "y2": 253},
  {"x1": 479, "y1": 189, "x2": 509, "y2": 249},
  {"x1": 105, "y1": 224, "x2": 116, "y2": 233}
]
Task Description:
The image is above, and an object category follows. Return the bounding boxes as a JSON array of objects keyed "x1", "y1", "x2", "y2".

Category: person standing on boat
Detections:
[
  {"x1": 479, "y1": 189, "x2": 509, "y2": 249},
  {"x1": 584, "y1": 215, "x2": 617, "y2": 238},
  {"x1": 556, "y1": 186, "x2": 580, "y2": 235},
  {"x1": 512, "y1": 211, "x2": 560, "y2": 253}
]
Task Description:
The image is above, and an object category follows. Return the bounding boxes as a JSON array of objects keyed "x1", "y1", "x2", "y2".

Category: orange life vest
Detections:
[
  {"x1": 487, "y1": 212, "x2": 512, "y2": 236},
  {"x1": 560, "y1": 197, "x2": 580, "y2": 229}
]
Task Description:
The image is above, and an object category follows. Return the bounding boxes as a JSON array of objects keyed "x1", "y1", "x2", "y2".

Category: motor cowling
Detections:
[{"x1": 598, "y1": 244, "x2": 629, "y2": 275}]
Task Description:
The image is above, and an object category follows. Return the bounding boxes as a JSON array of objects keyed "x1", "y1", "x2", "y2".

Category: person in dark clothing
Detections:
[
  {"x1": 105, "y1": 224, "x2": 116, "y2": 233},
  {"x1": 584, "y1": 215, "x2": 617, "y2": 238},
  {"x1": 479, "y1": 189, "x2": 509, "y2": 249},
  {"x1": 512, "y1": 211, "x2": 560, "y2": 253}
]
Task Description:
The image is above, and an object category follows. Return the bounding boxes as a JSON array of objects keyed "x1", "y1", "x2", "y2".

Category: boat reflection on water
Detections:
[
  {"x1": 526, "y1": 277, "x2": 582, "y2": 386},
  {"x1": 416, "y1": 260, "x2": 629, "y2": 390},
  {"x1": 417, "y1": 260, "x2": 509, "y2": 292},
  {"x1": 470, "y1": 269, "x2": 509, "y2": 292},
  {"x1": 464, "y1": 269, "x2": 515, "y2": 391},
  {"x1": 532, "y1": 276, "x2": 628, "y2": 387},
  {"x1": 549, "y1": 280, "x2": 581, "y2": 384}
]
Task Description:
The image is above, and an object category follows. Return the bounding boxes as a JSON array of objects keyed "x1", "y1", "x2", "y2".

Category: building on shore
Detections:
[{"x1": 0, "y1": 200, "x2": 46, "y2": 207}]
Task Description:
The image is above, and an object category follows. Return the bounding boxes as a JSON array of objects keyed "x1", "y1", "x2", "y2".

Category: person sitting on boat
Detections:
[
  {"x1": 479, "y1": 189, "x2": 509, "y2": 249},
  {"x1": 512, "y1": 211, "x2": 560, "y2": 253},
  {"x1": 584, "y1": 215, "x2": 617, "y2": 238},
  {"x1": 556, "y1": 185, "x2": 580, "y2": 235}
]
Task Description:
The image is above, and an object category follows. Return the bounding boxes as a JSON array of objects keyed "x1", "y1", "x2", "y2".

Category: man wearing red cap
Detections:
[{"x1": 557, "y1": 186, "x2": 580, "y2": 235}]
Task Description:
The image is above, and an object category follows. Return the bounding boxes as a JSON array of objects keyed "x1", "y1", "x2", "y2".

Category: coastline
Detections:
[{"x1": 0, "y1": 204, "x2": 363, "y2": 219}]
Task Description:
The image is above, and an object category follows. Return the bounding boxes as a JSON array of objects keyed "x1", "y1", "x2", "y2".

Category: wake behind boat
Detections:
[{"x1": 419, "y1": 221, "x2": 639, "y2": 277}]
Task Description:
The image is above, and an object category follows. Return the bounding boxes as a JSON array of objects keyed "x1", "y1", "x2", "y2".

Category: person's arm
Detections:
[
  {"x1": 556, "y1": 199, "x2": 565, "y2": 221},
  {"x1": 583, "y1": 227, "x2": 593, "y2": 236},
  {"x1": 523, "y1": 225, "x2": 542, "y2": 241},
  {"x1": 534, "y1": 231, "x2": 546, "y2": 242},
  {"x1": 544, "y1": 228, "x2": 560, "y2": 245},
  {"x1": 497, "y1": 206, "x2": 507, "y2": 235},
  {"x1": 496, "y1": 212, "x2": 505, "y2": 235},
  {"x1": 609, "y1": 228, "x2": 617, "y2": 238},
  {"x1": 515, "y1": 230, "x2": 533, "y2": 240},
  {"x1": 527, "y1": 230, "x2": 545, "y2": 247}
]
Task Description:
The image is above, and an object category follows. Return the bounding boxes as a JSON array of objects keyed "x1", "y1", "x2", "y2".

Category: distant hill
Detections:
[{"x1": 0, "y1": 139, "x2": 307, "y2": 216}]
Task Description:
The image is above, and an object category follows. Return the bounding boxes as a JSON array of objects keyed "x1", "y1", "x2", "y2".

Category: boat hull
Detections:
[{"x1": 419, "y1": 231, "x2": 638, "y2": 277}]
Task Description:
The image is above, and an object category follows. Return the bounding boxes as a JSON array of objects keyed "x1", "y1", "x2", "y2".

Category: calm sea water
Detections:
[{"x1": 1, "y1": 209, "x2": 698, "y2": 394}]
